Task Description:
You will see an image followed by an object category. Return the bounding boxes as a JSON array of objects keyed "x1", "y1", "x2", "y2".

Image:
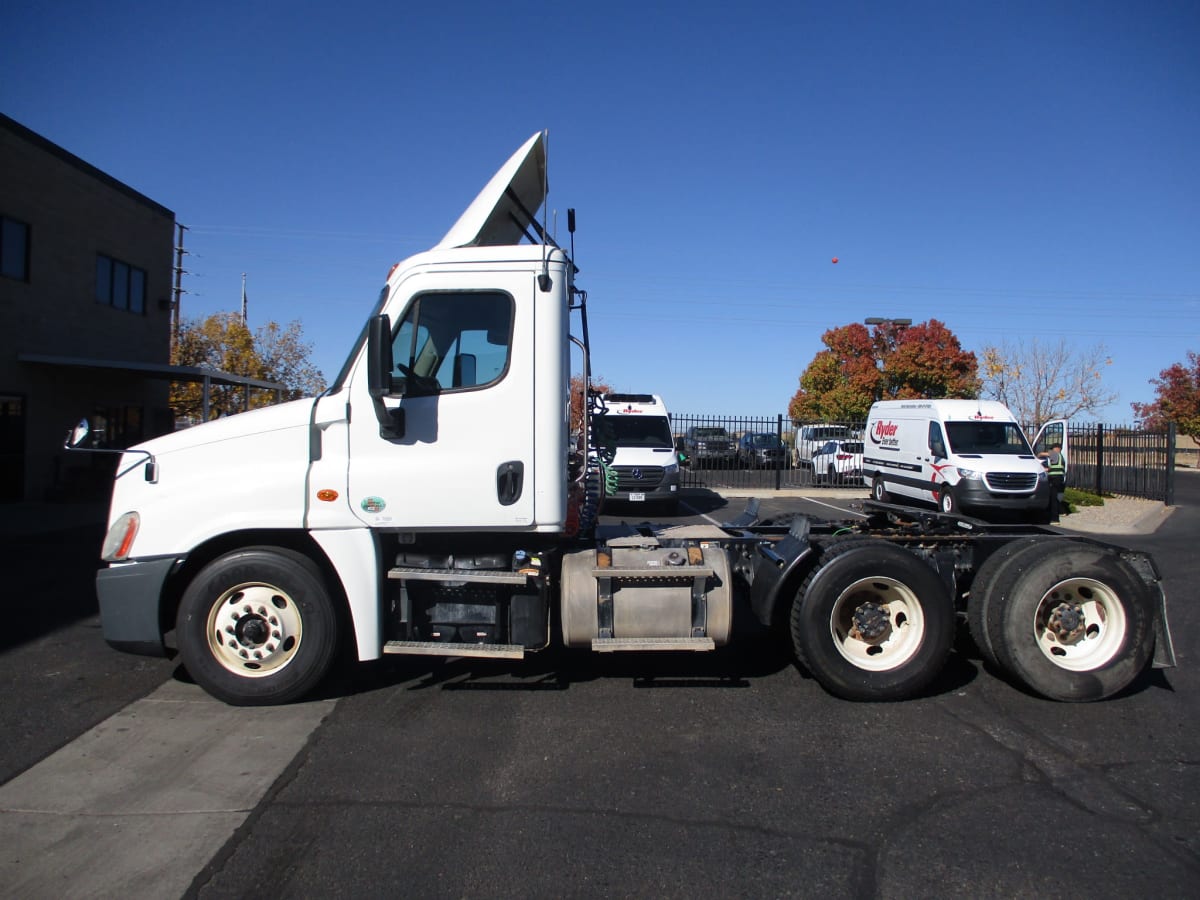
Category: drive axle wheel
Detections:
[
  {"x1": 983, "y1": 540, "x2": 1155, "y2": 702},
  {"x1": 790, "y1": 539, "x2": 954, "y2": 701},
  {"x1": 177, "y1": 547, "x2": 339, "y2": 706}
]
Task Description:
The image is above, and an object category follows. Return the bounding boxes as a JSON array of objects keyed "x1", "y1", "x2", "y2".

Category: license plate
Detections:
[{"x1": 630, "y1": 492, "x2": 646, "y2": 502}]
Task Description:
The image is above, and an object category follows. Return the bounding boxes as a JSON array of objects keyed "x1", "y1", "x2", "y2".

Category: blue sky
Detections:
[{"x1": 4, "y1": 0, "x2": 1197, "y2": 419}]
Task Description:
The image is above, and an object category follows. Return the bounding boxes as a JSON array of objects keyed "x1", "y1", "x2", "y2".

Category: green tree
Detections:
[
  {"x1": 171, "y1": 313, "x2": 327, "y2": 422},
  {"x1": 789, "y1": 319, "x2": 978, "y2": 422},
  {"x1": 1131, "y1": 351, "x2": 1200, "y2": 437}
]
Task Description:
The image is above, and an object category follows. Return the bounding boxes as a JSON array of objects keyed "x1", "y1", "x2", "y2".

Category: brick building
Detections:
[{"x1": 1, "y1": 112, "x2": 176, "y2": 501}]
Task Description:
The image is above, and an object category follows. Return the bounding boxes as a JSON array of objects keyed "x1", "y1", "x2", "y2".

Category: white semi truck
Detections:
[{"x1": 81, "y1": 132, "x2": 1174, "y2": 706}]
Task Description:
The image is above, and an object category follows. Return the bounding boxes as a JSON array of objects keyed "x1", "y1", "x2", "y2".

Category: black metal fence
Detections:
[
  {"x1": 1060, "y1": 421, "x2": 1176, "y2": 504},
  {"x1": 672, "y1": 413, "x2": 1177, "y2": 503}
]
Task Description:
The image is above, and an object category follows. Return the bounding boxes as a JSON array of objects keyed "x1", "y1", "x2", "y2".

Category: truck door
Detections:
[{"x1": 346, "y1": 272, "x2": 537, "y2": 530}]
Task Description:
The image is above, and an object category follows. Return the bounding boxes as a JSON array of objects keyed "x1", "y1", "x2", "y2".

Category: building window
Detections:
[
  {"x1": 95, "y1": 253, "x2": 146, "y2": 313},
  {"x1": 0, "y1": 216, "x2": 30, "y2": 281}
]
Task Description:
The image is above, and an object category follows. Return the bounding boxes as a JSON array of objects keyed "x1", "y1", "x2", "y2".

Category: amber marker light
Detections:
[{"x1": 316, "y1": 489, "x2": 339, "y2": 502}]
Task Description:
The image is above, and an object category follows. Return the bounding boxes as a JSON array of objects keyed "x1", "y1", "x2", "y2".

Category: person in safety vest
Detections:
[{"x1": 1038, "y1": 443, "x2": 1067, "y2": 522}]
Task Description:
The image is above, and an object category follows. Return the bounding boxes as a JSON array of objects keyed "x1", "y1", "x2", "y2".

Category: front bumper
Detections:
[
  {"x1": 956, "y1": 479, "x2": 1049, "y2": 512},
  {"x1": 96, "y1": 556, "x2": 179, "y2": 656}
]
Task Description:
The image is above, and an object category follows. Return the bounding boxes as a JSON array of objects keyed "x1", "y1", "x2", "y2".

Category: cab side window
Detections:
[{"x1": 391, "y1": 291, "x2": 513, "y2": 392}]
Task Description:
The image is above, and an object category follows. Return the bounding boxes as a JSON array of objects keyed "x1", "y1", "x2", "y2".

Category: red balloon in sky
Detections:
[{"x1": 831, "y1": 257, "x2": 839, "y2": 264}]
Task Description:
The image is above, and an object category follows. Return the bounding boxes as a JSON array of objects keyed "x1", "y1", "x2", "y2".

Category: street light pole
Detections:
[{"x1": 864, "y1": 317, "x2": 912, "y2": 326}]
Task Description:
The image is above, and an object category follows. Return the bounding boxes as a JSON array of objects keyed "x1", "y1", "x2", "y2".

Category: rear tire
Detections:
[
  {"x1": 871, "y1": 475, "x2": 891, "y2": 503},
  {"x1": 966, "y1": 538, "x2": 1044, "y2": 670},
  {"x1": 176, "y1": 546, "x2": 340, "y2": 706},
  {"x1": 790, "y1": 539, "x2": 955, "y2": 701},
  {"x1": 983, "y1": 540, "x2": 1155, "y2": 702}
]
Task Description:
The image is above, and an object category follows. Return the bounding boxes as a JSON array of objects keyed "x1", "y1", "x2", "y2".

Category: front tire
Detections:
[
  {"x1": 790, "y1": 539, "x2": 955, "y2": 701},
  {"x1": 982, "y1": 540, "x2": 1155, "y2": 702},
  {"x1": 938, "y1": 485, "x2": 957, "y2": 515},
  {"x1": 176, "y1": 547, "x2": 340, "y2": 706}
]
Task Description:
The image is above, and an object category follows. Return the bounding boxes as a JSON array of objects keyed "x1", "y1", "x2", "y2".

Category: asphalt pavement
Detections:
[{"x1": 1, "y1": 478, "x2": 1196, "y2": 898}]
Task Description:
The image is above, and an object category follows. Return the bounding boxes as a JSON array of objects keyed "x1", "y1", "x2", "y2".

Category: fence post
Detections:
[
  {"x1": 1094, "y1": 423, "x2": 1104, "y2": 496},
  {"x1": 1166, "y1": 421, "x2": 1176, "y2": 506},
  {"x1": 774, "y1": 414, "x2": 783, "y2": 490}
]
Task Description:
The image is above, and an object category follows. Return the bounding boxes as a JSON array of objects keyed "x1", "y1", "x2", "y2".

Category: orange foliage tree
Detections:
[{"x1": 789, "y1": 319, "x2": 978, "y2": 422}]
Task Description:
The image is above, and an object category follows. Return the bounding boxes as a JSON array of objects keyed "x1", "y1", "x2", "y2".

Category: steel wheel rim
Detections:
[
  {"x1": 829, "y1": 576, "x2": 926, "y2": 671},
  {"x1": 1032, "y1": 577, "x2": 1127, "y2": 671},
  {"x1": 205, "y1": 582, "x2": 304, "y2": 677}
]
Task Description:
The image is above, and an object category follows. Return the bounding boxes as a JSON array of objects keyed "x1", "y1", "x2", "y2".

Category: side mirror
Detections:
[
  {"x1": 366, "y1": 314, "x2": 405, "y2": 439},
  {"x1": 367, "y1": 315, "x2": 394, "y2": 399},
  {"x1": 67, "y1": 418, "x2": 91, "y2": 449}
]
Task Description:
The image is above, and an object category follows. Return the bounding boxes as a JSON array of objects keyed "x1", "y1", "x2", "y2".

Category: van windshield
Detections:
[
  {"x1": 945, "y1": 422, "x2": 1032, "y2": 455},
  {"x1": 604, "y1": 416, "x2": 674, "y2": 448}
]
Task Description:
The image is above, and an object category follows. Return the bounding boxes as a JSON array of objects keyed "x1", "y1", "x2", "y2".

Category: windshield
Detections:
[
  {"x1": 603, "y1": 416, "x2": 674, "y2": 448},
  {"x1": 749, "y1": 434, "x2": 780, "y2": 446},
  {"x1": 695, "y1": 427, "x2": 729, "y2": 438},
  {"x1": 945, "y1": 422, "x2": 1032, "y2": 455}
]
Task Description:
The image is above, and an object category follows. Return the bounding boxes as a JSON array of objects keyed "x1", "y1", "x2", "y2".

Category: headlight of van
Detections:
[
  {"x1": 663, "y1": 463, "x2": 679, "y2": 475},
  {"x1": 956, "y1": 468, "x2": 984, "y2": 480}
]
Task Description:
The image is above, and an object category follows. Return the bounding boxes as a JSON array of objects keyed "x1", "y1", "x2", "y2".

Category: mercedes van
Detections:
[
  {"x1": 596, "y1": 393, "x2": 680, "y2": 513},
  {"x1": 863, "y1": 399, "x2": 1060, "y2": 520}
]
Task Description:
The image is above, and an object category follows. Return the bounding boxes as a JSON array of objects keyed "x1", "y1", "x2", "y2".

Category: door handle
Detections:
[{"x1": 497, "y1": 461, "x2": 524, "y2": 506}]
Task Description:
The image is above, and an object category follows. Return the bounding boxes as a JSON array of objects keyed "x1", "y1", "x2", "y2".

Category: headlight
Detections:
[
  {"x1": 956, "y1": 468, "x2": 984, "y2": 480},
  {"x1": 663, "y1": 463, "x2": 679, "y2": 475},
  {"x1": 101, "y1": 511, "x2": 140, "y2": 561},
  {"x1": 1038, "y1": 470, "x2": 1048, "y2": 481}
]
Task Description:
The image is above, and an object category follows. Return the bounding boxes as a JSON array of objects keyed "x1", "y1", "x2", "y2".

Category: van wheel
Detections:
[
  {"x1": 983, "y1": 540, "x2": 1155, "y2": 701},
  {"x1": 938, "y1": 485, "x2": 957, "y2": 515},
  {"x1": 790, "y1": 539, "x2": 955, "y2": 701},
  {"x1": 871, "y1": 476, "x2": 890, "y2": 503},
  {"x1": 176, "y1": 547, "x2": 340, "y2": 706}
]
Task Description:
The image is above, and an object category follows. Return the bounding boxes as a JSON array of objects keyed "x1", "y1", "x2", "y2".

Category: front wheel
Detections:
[
  {"x1": 938, "y1": 485, "x2": 957, "y2": 515},
  {"x1": 983, "y1": 540, "x2": 1156, "y2": 702},
  {"x1": 176, "y1": 546, "x2": 340, "y2": 706},
  {"x1": 790, "y1": 539, "x2": 955, "y2": 701}
]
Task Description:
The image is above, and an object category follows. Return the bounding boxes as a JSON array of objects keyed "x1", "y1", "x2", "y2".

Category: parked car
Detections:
[
  {"x1": 736, "y1": 432, "x2": 787, "y2": 468},
  {"x1": 682, "y1": 426, "x2": 736, "y2": 467},
  {"x1": 793, "y1": 424, "x2": 852, "y2": 467},
  {"x1": 811, "y1": 439, "x2": 864, "y2": 484}
]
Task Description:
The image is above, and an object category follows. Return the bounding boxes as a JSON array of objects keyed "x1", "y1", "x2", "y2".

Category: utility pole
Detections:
[
  {"x1": 241, "y1": 272, "x2": 248, "y2": 326},
  {"x1": 171, "y1": 222, "x2": 189, "y2": 355}
]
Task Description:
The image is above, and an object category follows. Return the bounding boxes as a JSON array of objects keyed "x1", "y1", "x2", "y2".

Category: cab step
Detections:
[{"x1": 383, "y1": 640, "x2": 526, "y2": 659}]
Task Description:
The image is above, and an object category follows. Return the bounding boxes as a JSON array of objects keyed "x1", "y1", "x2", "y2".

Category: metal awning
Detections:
[
  {"x1": 18, "y1": 353, "x2": 289, "y2": 420},
  {"x1": 18, "y1": 353, "x2": 287, "y2": 391}
]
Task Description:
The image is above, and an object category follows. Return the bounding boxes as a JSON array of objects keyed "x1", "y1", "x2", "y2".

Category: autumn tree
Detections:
[
  {"x1": 979, "y1": 337, "x2": 1115, "y2": 426},
  {"x1": 1131, "y1": 351, "x2": 1200, "y2": 437},
  {"x1": 171, "y1": 313, "x2": 327, "y2": 422},
  {"x1": 569, "y1": 373, "x2": 612, "y2": 434},
  {"x1": 789, "y1": 319, "x2": 978, "y2": 422}
]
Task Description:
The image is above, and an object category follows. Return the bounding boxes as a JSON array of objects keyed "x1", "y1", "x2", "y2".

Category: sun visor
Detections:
[{"x1": 434, "y1": 131, "x2": 547, "y2": 249}]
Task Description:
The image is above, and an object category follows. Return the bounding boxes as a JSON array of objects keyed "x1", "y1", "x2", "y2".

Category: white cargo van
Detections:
[
  {"x1": 863, "y1": 399, "x2": 1061, "y2": 520},
  {"x1": 596, "y1": 393, "x2": 680, "y2": 513}
]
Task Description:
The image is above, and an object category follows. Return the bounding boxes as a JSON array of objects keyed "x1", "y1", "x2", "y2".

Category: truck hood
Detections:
[
  {"x1": 434, "y1": 131, "x2": 547, "y2": 249},
  {"x1": 133, "y1": 397, "x2": 316, "y2": 456}
]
